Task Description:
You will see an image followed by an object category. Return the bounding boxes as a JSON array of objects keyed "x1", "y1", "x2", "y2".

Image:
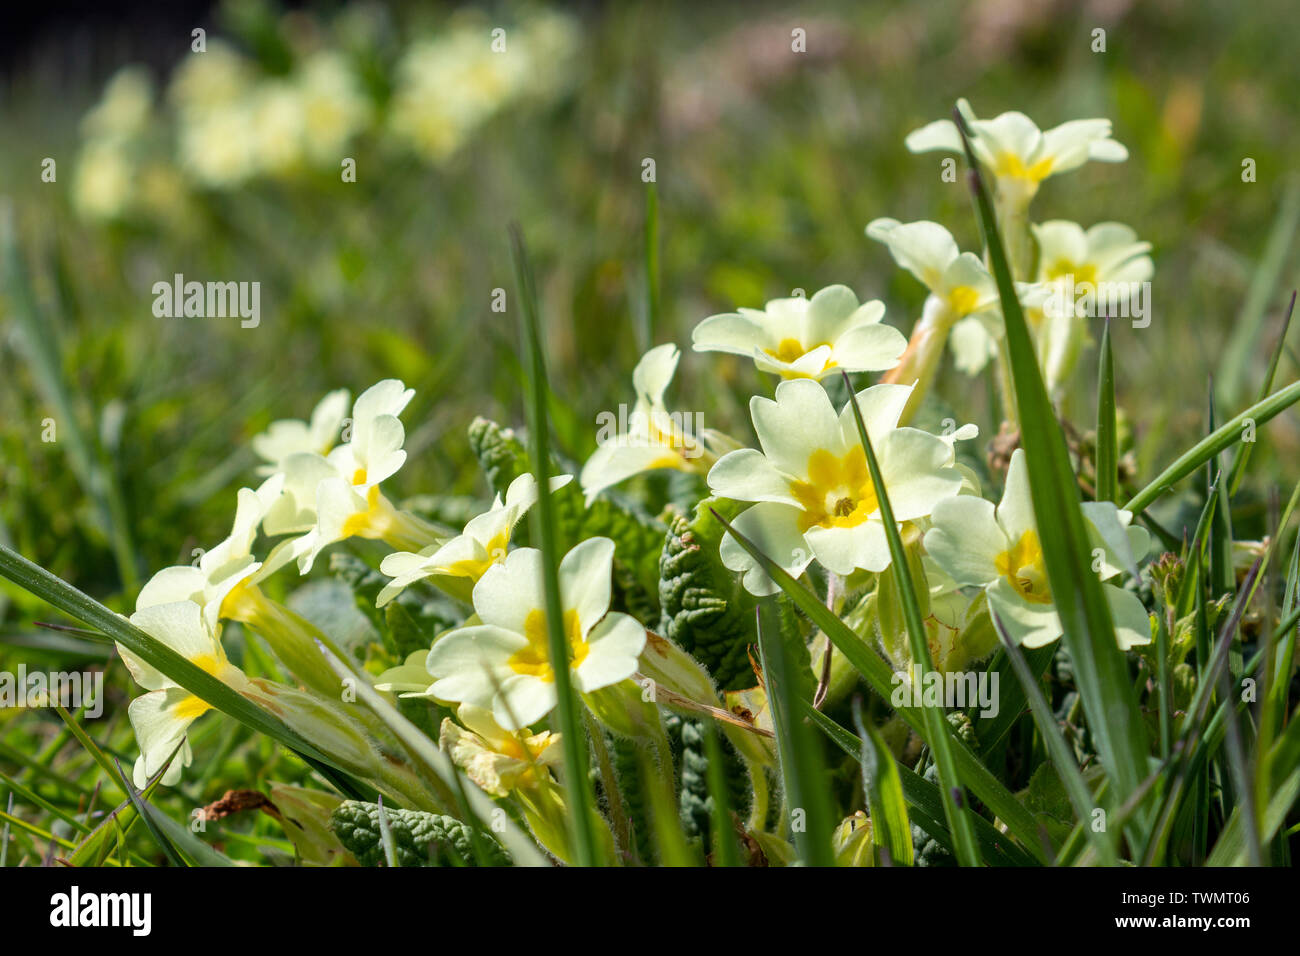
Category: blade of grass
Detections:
[
  {"x1": 0, "y1": 203, "x2": 139, "y2": 591},
  {"x1": 376, "y1": 796, "x2": 399, "y2": 868},
  {"x1": 1141, "y1": 557, "x2": 1261, "y2": 864},
  {"x1": 756, "y1": 600, "x2": 835, "y2": 866},
  {"x1": 957, "y1": 106, "x2": 1152, "y2": 836},
  {"x1": 975, "y1": 644, "x2": 1055, "y2": 751},
  {"x1": 991, "y1": 616, "x2": 1117, "y2": 865},
  {"x1": 1206, "y1": 390, "x2": 1236, "y2": 601},
  {"x1": 1227, "y1": 290, "x2": 1297, "y2": 495},
  {"x1": 111, "y1": 757, "x2": 187, "y2": 867},
  {"x1": 54, "y1": 706, "x2": 126, "y2": 797},
  {"x1": 702, "y1": 723, "x2": 743, "y2": 867},
  {"x1": 1218, "y1": 179, "x2": 1300, "y2": 404},
  {"x1": 1124, "y1": 379, "x2": 1300, "y2": 515},
  {"x1": 840, "y1": 369, "x2": 979, "y2": 866},
  {"x1": 0, "y1": 543, "x2": 372, "y2": 789},
  {"x1": 634, "y1": 745, "x2": 698, "y2": 866},
  {"x1": 802, "y1": 702, "x2": 1037, "y2": 865},
  {"x1": 0, "y1": 769, "x2": 89, "y2": 835},
  {"x1": 717, "y1": 512, "x2": 1048, "y2": 860},
  {"x1": 1214, "y1": 642, "x2": 1262, "y2": 865},
  {"x1": 0, "y1": 794, "x2": 10, "y2": 867},
  {"x1": 641, "y1": 181, "x2": 660, "y2": 352},
  {"x1": 509, "y1": 223, "x2": 599, "y2": 867},
  {"x1": 850, "y1": 698, "x2": 912, "y2": 865}
]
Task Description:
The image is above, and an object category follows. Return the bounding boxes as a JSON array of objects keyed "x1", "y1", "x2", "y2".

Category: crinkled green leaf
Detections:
[
  {"x1": 658, "y1": 497, "x2": 759, "y2": 690},
  {"x1": 330, "y1": 800, "x2": 510, "y2": 867}
]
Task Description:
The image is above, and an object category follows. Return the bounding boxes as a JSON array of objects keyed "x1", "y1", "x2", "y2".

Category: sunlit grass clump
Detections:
[{"x1": 3, "y1": 95, "x2": 1299, "y2": 869}]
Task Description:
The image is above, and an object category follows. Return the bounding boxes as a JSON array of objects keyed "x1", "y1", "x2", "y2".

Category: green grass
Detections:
[{"x1": 2, "y1": 0, "x2": 1300, "y2": 868}]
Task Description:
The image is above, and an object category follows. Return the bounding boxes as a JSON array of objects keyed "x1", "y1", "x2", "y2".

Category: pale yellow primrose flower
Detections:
[
  {"x1": 709, "y1": 380, "x2": 970, "y2": 596},
  {"x1": 119, "y1": 601, "x2": 254, "y2": 787},
  {"x1": 294, "y1": 51, "x2": 371, "y2": 165},
  {"x1": 135, "y1": 473, "x2": 352, "y2": 695},
  {"x1": 691, "y1": 284, "x2": 907, "y2": 381},
  {"x1": 867, "y1": 217, "x2": 1048, "y2": 378},
  {"x1": 580, "y1": 344, "x2": 734, "y2": 505},
  {"x1": 440, "y1": 703, "x2": 562, "y2": 797},
  {"x1": 136, "y1": 473, "x2": 285, "y2": 630},
  {"x1": 904, "y1": 98, "x2": 1128, "y2": 209},
  {"x1": 120, "y1": 601, "x2": 377, "y2": 788},
  {"x1": 923, "y1": 449, "x2": 1151, "y2": 649},
  {"x1": 425, "y1": 538, "x2": 647, "y2": 730},
  {"x1": 1030, "y1": 220, "x2": 1153, "y2": 395},
  {"x1": 378, "y1": 473, "x2": 571, "y2": 607},
  {"x1": 81, "y1": 67, "x2": 155, "y2": 142},
  {"x1": 259, "y1": 380, "x2": 440, "y2": 570},
  {"x1": 252, "y1": 388, "x2": 351, "y2": 476}
]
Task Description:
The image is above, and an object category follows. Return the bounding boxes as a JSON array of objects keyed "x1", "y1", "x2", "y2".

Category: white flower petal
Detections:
[
  {"x1": 129, "y1": 687, "x2": 205, "y2": 782},
  {"x1": 426, "y1": 623, "x2": 529, "y2": 709},
  {"x1": 691, "y1": 312, "x2": 771, "y2": 356},
  {"x1": 136, "y1": 565, "x2": 206, "y2": 611},
  {"x1": 804, "y1": 519, "x2": 891, "y2": 575},
  {"x1": 631, "y1": 344, "x2": 681, "y2": 406},
  {"x1": 836, "y1": 383, "x2": 914, "y2": 446},
  {"x1": 580, "y1": 441, "x2": 690, "y2": 503},
  {"x1": 493, "y1": 674, "x2": 558, "y2": 731},
  {"x1": 129, "y1": 600, "x2": 221, "y2": 665},
  {"x1": 719, "y1": 502, "x2": 814, "y2": 597},
  {"x1": 574, "y1": 612, "x2": 646, "y2": 693},
  {"x1": 1108, "y1": 585, "x2": 1153, "y2": 650},
  {"x1": 352, "y1": 379, "x2": 414, "y2": 428},
  {"x1": 828, "y1": 322, "x2": 907, "y2": 373},
  {"x1": 751, "y1": 379, "x2": 843, "y2": 477},
  {"x1": 904, "y1": 118, "x2": 962, "y2": 154},
  {"x1": 473, "y1": 548, "x2": 544, "y2": 634},
  {"x1": 866, "y1": 218, "x2": 959, "y2": 292},
  {"x1": 707, "y1": 449, "x2": 800, "y2": 506},
  {"x1": 988, "y1": 578, "x2": 1063, "y2": 648},
  {"x1": 560, "y1": 537, "x2": 616, "y2": 635},
  {"x1": 995, "y1": 449, "x2": 1036, "y2": 539},
  {"x1": 876, "y1": 428, "x2": 963, "y2": 521},
  {"x1": 924, "y1": 496, "x2": 1007, "y2": 587}
]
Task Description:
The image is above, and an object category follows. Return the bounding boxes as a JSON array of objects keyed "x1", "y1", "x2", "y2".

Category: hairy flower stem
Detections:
[
  {"x1": 584, "y1": 709, "x2": 631, "y2": 863},
  {"x1": 228, "y1": 584, "x2": 348, "y2": 695},
  {"x1": 882, "y1": 296, "x2": 958, "y2": 425}
]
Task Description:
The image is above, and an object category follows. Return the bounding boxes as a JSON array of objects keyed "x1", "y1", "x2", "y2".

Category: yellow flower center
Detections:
[
  {"x1": 173, "y1": 652, "x2": 228, "y2": 720},
  {"x1": 509, "y1": 608, "x2": 591, "y2": 681},
  {"x1": 445, "y1": 531, "x2": 510, "y2": 581},
  {"x1": 638, "y1": 411, "x2": 701, "y2": 469},
  {"x1": 789, "y1": 447, "x2": 879, "y2": 532},
  {"x1": 217, "y1": 577, "x2": 256, "y2": 622},
  {"x1": 174, "y1": 694, "x2": 212, "y2": 721},
  {"x1": 993, "y1": 150, "x2": 1055, "y2": 184},
  {"x1": 994, "y1": 529, "x2": 1052, "y2": 604},
  {"x1": 1043, "y1": 261, "x2": 1098, "y2": 287},
  {"x1": 763, "y1": 338, "x2": 836, "y2": 378},
  {"x1": 351, "y1": 467, "x2": 368, "y2": 486},
  {"x1": 946, "y1": 285, "x2": 981, "y2": 316},
  {"x1": 341, "y1": 485, "x2": 386, "y2": 539}
]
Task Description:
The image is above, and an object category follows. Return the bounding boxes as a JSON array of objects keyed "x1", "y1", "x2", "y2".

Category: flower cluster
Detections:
[
  {"x1": 113, "y1": 99, "x2": 1158, "y2": 867},
  {"x1": 71, "y1": 9, "x2": 579, "y2": 221}
]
